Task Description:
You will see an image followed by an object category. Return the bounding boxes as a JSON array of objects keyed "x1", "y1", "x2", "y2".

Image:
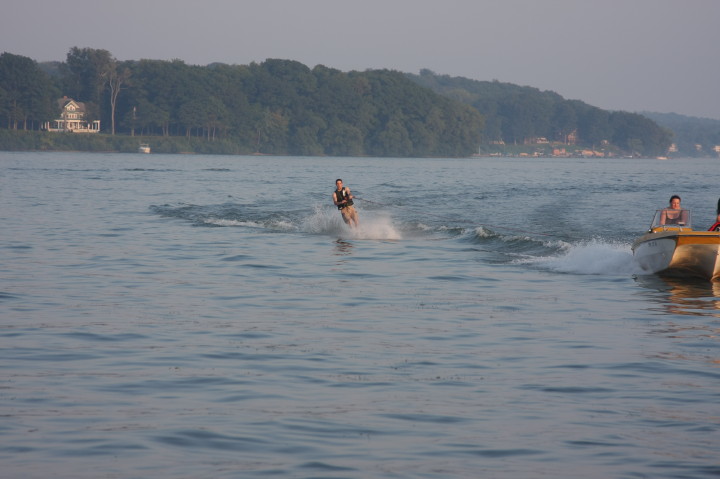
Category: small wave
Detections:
[
  {"x1": 151, "y1": 202, "x2": 403, "y2": 239},
  {"x1": 203, "y1": 217, "x2": 296, "y2": 231},
  {"x1": 150, "y1": 203, "x2": 290, "y2": 230},
  {"x1": 515, "y1": 239, "x2": 644, "y2": 276},
  {"x1": 150, "y1": 203, "x2": 228, "y2": 225},
  {"x1": 467, "y1": 226, "x2": 569, "y2": 259},
  {"x1": 203, "y1": 218, "x2": 262, "y2": 228},
  {"x1": 0, "y1": 291, "x2": 21, "y2": 302}
]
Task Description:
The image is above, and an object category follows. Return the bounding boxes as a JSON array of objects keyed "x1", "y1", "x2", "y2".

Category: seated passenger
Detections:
[
  {"x1": 708, "y1": 213, "x2": 720, "y2": 232},
  {"x1": 709, "y1": 199, "x2": 720, "y2": 231},
  {"x1": 660, "y1": 195, "x2": 688, "y2": 225}
]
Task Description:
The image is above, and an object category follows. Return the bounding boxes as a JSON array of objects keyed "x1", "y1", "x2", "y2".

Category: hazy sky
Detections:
[{"x1": 3, "y1": 0, "x2": 719, "y2": 119}]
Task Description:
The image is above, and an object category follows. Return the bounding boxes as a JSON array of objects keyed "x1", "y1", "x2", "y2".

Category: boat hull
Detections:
[{"x1": 632, "y1": 229, "x2": 720, "y2": 281}]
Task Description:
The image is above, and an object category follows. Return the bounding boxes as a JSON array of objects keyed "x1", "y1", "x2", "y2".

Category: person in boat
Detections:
[
  {"x1": 659, "y1": 195, "x2": 688, "y2": 225},
  {"x1": 333, "y1": 178, "x2": 359, "y2": 228},
  {"x1": 708, "y1": 199, "x2": 720, "y2": 231},
  {"x1": 709, "y1": 215, "x2": 720, "y2": 232}
]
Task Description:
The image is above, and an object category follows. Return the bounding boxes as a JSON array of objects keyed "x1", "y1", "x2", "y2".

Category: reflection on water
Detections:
[
  {"x1": 334, "y1": 239, "x2": 354, "y2": 256},
  {"x1": 634, "y1": 274, "x2": 720, "y2": 317},
  {"x1": 634, "y1": 275, "x2": 720, "y2": 366}
]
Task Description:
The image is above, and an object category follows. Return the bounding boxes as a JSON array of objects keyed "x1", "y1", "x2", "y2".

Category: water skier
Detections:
[{"x1": 333, "y1": 178, "x2": 359, "y2": 228}]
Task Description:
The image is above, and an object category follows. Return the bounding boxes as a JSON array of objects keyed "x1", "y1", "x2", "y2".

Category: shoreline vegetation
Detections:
[
  {"x1": 0, "y1": 129, "x2": 250, "y2": 156},
  {"x1": 0, "y1": 129, "x2": 706, "y2": 159},
  {"x1": 0, "y1": 129, "x2": 618, "y2": 158}
]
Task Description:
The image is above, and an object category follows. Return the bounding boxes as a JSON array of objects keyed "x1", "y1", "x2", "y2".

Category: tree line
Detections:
[
  {"x1": 0, "y1": 48, "x2": 678, "y2": 157},
  {"x1": 641, "y1": 111, "x2": 720, "y2": 157},
  {"x1": 0, "y1": 49, "x2": 482, "y2": 157},
  {"x1": 409, "y1": 70, "x2": 674, "y2": 157}
]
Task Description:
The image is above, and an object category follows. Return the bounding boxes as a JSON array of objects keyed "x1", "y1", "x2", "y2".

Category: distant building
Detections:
[
  {"x1": 579, "y1": 149, "x2": 605, "y2": 158},
  {"x1": 524, "y1": 137, "x2": 549, "y2": 145},
  {"x1": 555, "y1": 129, "x2": 578, "y2": 145},
  {"x1": 43, "y1": 97, "x2": 100, "y2": 133},
  {"x1": 566, "y1": 130, "x2": 578, "y2": 145}
]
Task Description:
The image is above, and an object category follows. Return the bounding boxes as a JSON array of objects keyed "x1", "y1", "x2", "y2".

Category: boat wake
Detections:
[
  {"x1": 516, "y1": 238, "x2": 645, "y2": 276},
  {"x1": 465, "y1": 227, "x2": 644, "y2": 276},
  {"x1": 150, "y1": 203, "x2": 404, "y2": 240},
  {"x1": 150, "y1": 202, "x2": 645, "y2": 276},
  {"x1": 150, "y1": 203, "x2": 298, "y2": 231}
]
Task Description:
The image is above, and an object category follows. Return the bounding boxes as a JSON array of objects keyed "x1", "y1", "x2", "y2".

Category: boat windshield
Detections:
[{"x1": 650, "y1": 209, "x2": 692, "y2": 229}]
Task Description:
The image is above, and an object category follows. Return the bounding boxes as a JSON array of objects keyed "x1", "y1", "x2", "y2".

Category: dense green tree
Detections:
[
  {"x1": 642, "y1": 112, "x2": 720, "y2": 157},
  {"x1": 360, "y1": 69, "x2": 482, "y2": 156},
  {"x1": 122, "y1": 100, "x2": 170, "y2": 136},
  {"x1": 575, "y1": 104, "x2": 611, "y2": 146},
  {"x1": 409, "y1": 71, "x2": 673, "y2": 156},
  {"x1": 121, "y1": 59, "x2": 208, "y2": 137},
  {"x1": 551, "y1": 102, "x2": 577, "y2": 143},
  {"x1": 65, "y1": 47, "x2": 113, "y2": 105},
  {"x1": 0, "y1": 52, "x2": 58, "y2": 130},
  {"x1": 609, "y1": 111, "x2": 671, "y2": 156},
  {"x1": 289, "y1": 113, "x2": 326, "y2": 156},
  {"x1": 206, "y1": 63, "x2": 254, "y2": 140},
  {"x1": 372, "y1": 115, "x2": 413, "y2": 157},
  {"x1": 322, "y1": 122, "x2": 364, "y2": 156}
]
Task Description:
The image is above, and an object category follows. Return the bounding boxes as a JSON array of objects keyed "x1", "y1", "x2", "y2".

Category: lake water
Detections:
[{"x1": 1, "y1": 151, "x2": 719, "y2": 478}]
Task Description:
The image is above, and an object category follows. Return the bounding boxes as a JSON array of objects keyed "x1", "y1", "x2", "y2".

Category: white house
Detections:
[{"x1": 44, "y1": 97, "x2": 100, "y2": 133}]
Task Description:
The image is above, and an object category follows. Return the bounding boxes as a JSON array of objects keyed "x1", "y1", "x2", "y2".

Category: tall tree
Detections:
[
  {"x1": 0, "y1": 52, "x2": 57, "y2": 130},
  {"x1": 65, "y1": 47, "x2": 113, "y2": 104},
  {"x1": 101, "y1": 60, "x2": 131, "y2": 135},
  {"x1": 64, "y1": 48, "x2": 114, "y2": 131}
]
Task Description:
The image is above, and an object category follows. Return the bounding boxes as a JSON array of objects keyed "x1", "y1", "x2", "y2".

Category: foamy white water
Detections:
[{"x1": 520, "y1": 239, "x2": 646, "y2": 276}]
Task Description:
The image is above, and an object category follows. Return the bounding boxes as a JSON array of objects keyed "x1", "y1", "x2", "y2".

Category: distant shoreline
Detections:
[{"x1": 1, "y1": 131, "x2": 716, "y2": 159}]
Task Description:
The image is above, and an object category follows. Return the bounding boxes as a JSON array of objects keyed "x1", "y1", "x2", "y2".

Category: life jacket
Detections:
[{"x1": 335, "y1": 187, "x2": 354, "y2": 209}]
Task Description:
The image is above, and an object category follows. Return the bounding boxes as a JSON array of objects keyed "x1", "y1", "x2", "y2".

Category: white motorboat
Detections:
[{"x1": 632, "y1": 209, "x2": 720, "y2": 281}]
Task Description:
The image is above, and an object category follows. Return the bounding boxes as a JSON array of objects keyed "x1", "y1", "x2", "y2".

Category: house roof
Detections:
[{"x1": 57, "y1": 97, "x2": 87, "y2": 112}]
